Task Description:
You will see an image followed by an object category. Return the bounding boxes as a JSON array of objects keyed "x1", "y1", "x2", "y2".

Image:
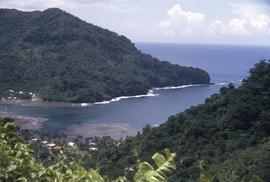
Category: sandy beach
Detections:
[{"x1": 0, "y1": 99, "x2": 84, "y2": 107}]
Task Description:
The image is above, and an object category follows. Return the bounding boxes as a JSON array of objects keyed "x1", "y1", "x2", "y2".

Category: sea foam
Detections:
[
  {"x1": 80, "y1": 81, "x2": 241, "y2": 107},
  {"x1": 153, "y1": 84, "x2": 206, "y2": 91},
  {"x1": 94, "y1": 90, "x2": 158, "y2": 105}
]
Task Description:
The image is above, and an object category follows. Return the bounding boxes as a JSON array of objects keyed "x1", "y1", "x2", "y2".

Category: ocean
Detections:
[{"x1": 1, "y1": 43, "x2": 270, "y2": 138}]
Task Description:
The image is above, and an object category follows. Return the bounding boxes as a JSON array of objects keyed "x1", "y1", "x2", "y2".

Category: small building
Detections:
[
  {"x1": 32, "y1": 95, "x2": 41, "y2": 102},
  {"x1": 46, "y1": 143, "x2": 56, "y2": 147},
  {"x1": 89, "y1": 147, "x2": 98, "y2": 151},
  {"x1": 68, "y1": 142, "x2": 75, "y2": 147},
  {"x1": 41, "y1": 141, "x2": 48, "y2": 144},
  {"x1": 53, "y1": 145, "x2": 62, "y2": 151}
]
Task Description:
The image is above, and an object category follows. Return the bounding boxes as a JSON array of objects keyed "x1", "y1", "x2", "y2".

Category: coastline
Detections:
[
  {"x1": 91, "y1": 83, "x2": 211, "y2": 106},
  {"x1": 0, "y1": 81, "x2": 242, "y2": 108},
  {"x1": 0, "y1": 83, "x2": 206, "y2": 107},
  {"x1": 0, "y1": 80, "x2": 242, "y2": 135},
  {"x1": 0, "y1": 99, "x2": 81, "y2": 107},
  {"x1": 64, "y1": 123, "x2": 138, "y2": 139},
  {"x1": 0, "y1": 111, "x2": 47, "y2": 129}
]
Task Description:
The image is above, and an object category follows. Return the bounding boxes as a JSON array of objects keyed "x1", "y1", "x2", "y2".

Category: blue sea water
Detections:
[
  {"x1": 137, "y1": 43, "x2": 270, "y2": 82},
  {"x1": 1, "y1": 43, "x2": 270, "y2": 138}
]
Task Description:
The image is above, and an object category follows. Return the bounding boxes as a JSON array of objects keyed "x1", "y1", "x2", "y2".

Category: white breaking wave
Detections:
[
  {"x1": 80, "y1": 81, "x2": 243, "y2": 107},
  {"x1": 153, "y1": 84, "x2": 206, "y2": 91},
  {"x1": 80, "y1": 90, "x2": 158, "y2": 106},
  {"x1": 214, "y1": 80, "x2": 243, "y2": 86},
  {"x1": 215, "y1": 82, "x2": 228, "y2": 86},
  {"x1": 95, "y1": 90, "x2": 158, "y2": 105},
  {"x1": 81, "y1": 103, "x2": 89, "y2": 107}
]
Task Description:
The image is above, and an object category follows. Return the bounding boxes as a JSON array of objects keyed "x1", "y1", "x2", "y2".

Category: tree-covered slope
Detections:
[
  {"x1": 93, "y1": 61, "x2": 270, "y2": 181},
  {"x1": 0, "y1": 8, "x2": 210, "y2": 103},
  {"x1": 0, "y1": 118, "x2": 177, "y2": 182}
]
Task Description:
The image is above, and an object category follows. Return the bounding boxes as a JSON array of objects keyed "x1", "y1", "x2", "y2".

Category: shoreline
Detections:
[
  {"x1": 0, "y1": 81, "x2": 242, "y2": 108},
  {"x1": 63, "y1": 123, "x2": 138, "y2": 139},
  {"x1": 0, "y1": 111, "x2": 137, "y2": 138},
  {"x1": 0, "y1": 111, "x2": 47, "y2": 129},
  {"x1": 0, "y1": 83, "x2": 210, "y2": 108},
  {"x1": 0, "y1": 80, "x2": 242, "y2": 136}
]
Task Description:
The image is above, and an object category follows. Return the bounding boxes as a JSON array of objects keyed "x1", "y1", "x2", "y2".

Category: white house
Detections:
[
  {"x1": 41, "y1": 141, "x2": 48, "y2": 144},
  {"x1": 46, "y1": 143, "x2": 56, "y2": 147},
  {"x1": 89, "y1": 147, "x2": 98, "y2": 151},
  {"x1": 68, "y1": 142, "x2": 75, "y2": 147}
]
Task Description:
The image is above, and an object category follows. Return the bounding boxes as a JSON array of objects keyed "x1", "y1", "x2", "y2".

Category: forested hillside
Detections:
[
  {"x1": 92, "y1": 60, "x2": 270, "y2": 181},
  {"x1": 2, "y1": 61, "x2": 269, "y2": 182},
  {"x1": 0, "y1": 8, "x2": 210, "y2": 103},
  {"x1": 1, "y1": 61, "x2": 269, "y2": 182},
  {"x1": 0, "y1": 118, "x2": 177, "y2": 181}
]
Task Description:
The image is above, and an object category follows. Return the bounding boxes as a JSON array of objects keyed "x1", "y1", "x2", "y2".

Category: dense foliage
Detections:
[
  {"x1": 0, "y1": 118, "x2": 106, "y2": 181},
  {"x1": 0, "y1": 118, "x2": 177, "y2": 181},
  {"x1": 89, "y1": 61, "x2": 270, "y2": 181},
  {"x1": 5, "y1": 61, "x2": 270, "y2": 182},
  {"x1": 2, "y1": 61, "x2": 269, "y2": 181},
  {"x1": 0, "y1": 8, "x2": 210, "y2": 103}
]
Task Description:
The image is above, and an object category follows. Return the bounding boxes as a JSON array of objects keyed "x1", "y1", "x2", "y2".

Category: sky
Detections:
[{"x1": 0, "y1": 0, "x2": 270, "y2": 45}]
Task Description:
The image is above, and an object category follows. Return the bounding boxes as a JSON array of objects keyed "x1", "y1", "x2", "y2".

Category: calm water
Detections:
[
  {"x1": 1, "y1": 43, "x2": 270, "y2": 137},
  {"x1": 137, "y1": 43, "x2": 270, "y2": 82}
]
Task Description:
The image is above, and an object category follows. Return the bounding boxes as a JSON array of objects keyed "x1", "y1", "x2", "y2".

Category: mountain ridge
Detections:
[{"x1": 0, "y1": 8, "x2": 210, "y2": 103}]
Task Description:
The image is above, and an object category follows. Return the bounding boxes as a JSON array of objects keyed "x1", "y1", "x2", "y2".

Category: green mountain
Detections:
[
  {"x1": 92, "y1": 61, "x2": 270, "y2": 181},
  {"x1": 0, "y1": 8, "x2": 210, "y2": 103},
  {"x1": 1, "y1": 61, "x2": 269, "y2": 182}
]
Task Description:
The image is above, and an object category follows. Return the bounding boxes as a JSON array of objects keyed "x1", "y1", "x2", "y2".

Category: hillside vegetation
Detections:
[
  {"x1": 0, "y1": 118, "x2": 178, "y2": 182},
  {"x1": 2, "y1": 61, "x2": 269, "y2": 182},
  {"x1": 0, "y1": 8, "x2": 210, "y2": 103},
  {"x1": 91, "y1": 61, "x2": 270, "y2": 181}
]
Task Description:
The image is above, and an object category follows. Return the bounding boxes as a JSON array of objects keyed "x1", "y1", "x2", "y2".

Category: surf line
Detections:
[{"x1": 80, "y1": 80, "x2": 243, "y2": 107}]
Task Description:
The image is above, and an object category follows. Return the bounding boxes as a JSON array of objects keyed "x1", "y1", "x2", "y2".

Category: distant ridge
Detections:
[{"x1": 0, "y1": 8, "x2": 210, "y2": 103}]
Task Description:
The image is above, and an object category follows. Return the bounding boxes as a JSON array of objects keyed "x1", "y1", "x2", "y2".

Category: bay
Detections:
[{"x1": 1, "y1": 43, "x2": 270, "y2": 138}]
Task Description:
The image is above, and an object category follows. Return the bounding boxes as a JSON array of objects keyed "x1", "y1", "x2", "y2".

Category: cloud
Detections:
[
  {"x1": 160, "y1": 3, "x2": 270, "y2": 38},
  {"x1": 211, "y1": 18, "x2": 251, "y2": 35},
  {"x1": 227, "y1": 18, "x2": 250, "y2": 35},
  {"x1": 0, "y1": 0, "x2": 64, "y2": 10},
  {"x1": 156, "y1": 2, "x2": 270, "y2": 44},
  {"x1": 233, "y1": 3, "x2": 270, "y2": 30},
  {"x1": 0, "y1": 0, "x2": 127, "y2": 10},
  {"x1": 1, "y1": 0, "x2": 270, "y2": 45},
  {"x1": 69, "y1": 0, "x2": 127, "y2": 4},
  {"x1": 159, "y1": 4, "x2": 205, "y2": 36},
  {"x1": 211, "y1": 3, "x2": 270, "y2": 35}
]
